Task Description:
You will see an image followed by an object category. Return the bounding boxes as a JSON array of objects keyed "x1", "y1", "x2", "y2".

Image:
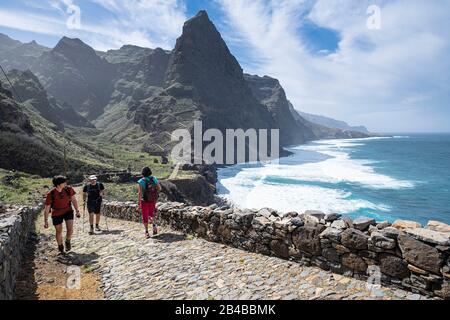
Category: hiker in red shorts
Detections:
[
  {"x1": 137, "y1": 167, "x2": 161, "y2": 238},
  {"x1": 44, "y1": 176, "x2": 81, "y2": 254}
]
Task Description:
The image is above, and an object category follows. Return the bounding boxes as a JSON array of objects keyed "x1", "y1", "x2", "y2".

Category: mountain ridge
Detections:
[{"x1": 0, "y1": 10, "x2": 371, "y2": 169}]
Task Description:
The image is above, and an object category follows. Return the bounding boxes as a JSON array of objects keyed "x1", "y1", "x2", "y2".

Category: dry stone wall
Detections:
[
  {"x1": 103, "y1": 201, "x2": 450, "y2": 299},
  {"x1": 0, "y1": 204, "x2": 42, "y2": 300}
]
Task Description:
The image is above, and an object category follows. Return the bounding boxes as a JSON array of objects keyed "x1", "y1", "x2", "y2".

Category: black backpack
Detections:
[
  {"x1": 86, "y1": 183, "x2": 101, "y2": 198},
  {"x1": 50, "y1": 187, "x2": 72, "y2": 210},
  {"x1": 143, "y1": 177, "x2": 159, "y2": 203}
]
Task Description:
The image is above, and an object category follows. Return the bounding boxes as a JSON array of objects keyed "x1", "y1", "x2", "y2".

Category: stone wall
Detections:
[
  {"x1": 0, "y1": 204, "x2": 42, "y2": 300},
  {"x1": 102, "y1": 201, "x2": 450, "y2": 299}
]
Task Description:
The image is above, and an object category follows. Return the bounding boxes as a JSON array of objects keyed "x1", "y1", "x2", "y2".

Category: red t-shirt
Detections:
[{"x1": 45, "y1": 187, "x2": 76, "y2": 217}]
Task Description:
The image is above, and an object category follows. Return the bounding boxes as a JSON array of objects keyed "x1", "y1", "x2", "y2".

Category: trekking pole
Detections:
[
  {"x1": 103, "y1": 198, "x2": 109, "y2": 232},
  {"x1": 82, "y1": 202, "x2": 86, "y2": 233},
  {"x1": 105, "y1": 211, "x2": 109, "y2": 232}
]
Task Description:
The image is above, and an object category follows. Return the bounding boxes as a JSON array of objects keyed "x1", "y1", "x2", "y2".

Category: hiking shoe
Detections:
[
  {"x1": 95, "y1": 225, "x2": 101, "y2": 232},
  {"x1": 89, "y1": 228, "x2": 94, "y2": 235},
  {"x1": 58, "y1": 244, "x2": 65, "y2": 254},
  {"x1": 145, "y1": 231, "x2": 151, "y2": 239},
  {"x1": 65, "y1": 240, "x2": 72, "y2": 252},
  {"x1": 152, "y1": 225, "x2": 158, "y2": 236}
]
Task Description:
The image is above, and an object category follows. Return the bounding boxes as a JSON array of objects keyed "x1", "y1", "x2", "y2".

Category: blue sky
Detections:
[{"x1": 0, "y1": 0, "x2": 449, "y2": 132}]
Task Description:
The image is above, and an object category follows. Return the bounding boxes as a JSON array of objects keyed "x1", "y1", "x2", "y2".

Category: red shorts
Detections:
[{"x1": 140, "y1": 201, "x2": 156, "y2": 224}]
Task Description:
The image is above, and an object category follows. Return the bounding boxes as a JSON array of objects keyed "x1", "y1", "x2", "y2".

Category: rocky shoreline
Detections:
[{"x1": 102, "y1": 201, "x2": 450, "y2": 299}]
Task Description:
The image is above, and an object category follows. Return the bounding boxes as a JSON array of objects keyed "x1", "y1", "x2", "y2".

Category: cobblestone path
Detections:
[{"x1": 25, "y1": 210, "x2": 430, "y2": 300}]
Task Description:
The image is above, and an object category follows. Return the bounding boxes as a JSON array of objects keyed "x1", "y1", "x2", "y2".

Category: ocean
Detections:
[{"x1": 217, "y1": 133, "x2": 450, "y2": 225}]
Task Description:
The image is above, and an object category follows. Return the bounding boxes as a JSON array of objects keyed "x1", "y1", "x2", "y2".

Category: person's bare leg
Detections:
[
  {"x1": 89, "y1": 213, "x2": 94, "y2": 233},
  {"x1": 55, "y1": 224, "x2": 63, "y2": 246},
  {"x1": 55, "y1": 223, "x2": 64, "y2": 253},
  {"x1": 65, "y1": 219, "x2": 74, "y2": 251},
  {"x1": 66, "y1": 219, "x2": 74, "y2": 240},
  {"x1": 95, "y1": 213, "x2": 101, "y2": 226},
  {"x1": 89, "y1": 213, "x2": 94, "y2": 226}
]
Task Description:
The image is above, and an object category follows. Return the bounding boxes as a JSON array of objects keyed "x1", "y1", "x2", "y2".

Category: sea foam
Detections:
[{"x1": 218, "y1": 138, "x2": 413, "y2": 215}]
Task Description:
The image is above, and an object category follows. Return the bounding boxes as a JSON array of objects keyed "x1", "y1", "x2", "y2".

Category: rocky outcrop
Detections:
[
  {"x1": 166, "y1": 175, "x2": 217, "y2": 206},
  {"x1": 244, "y1": 74, "x2": 316, "y2": 146},
  {"x1": 0, "y1": 86, "x2": 33, "y2": 134},
  {"x1": 297, "y1": 110, "x2": 370, "y2": 134},
  {"x1": 6, "y1": 69, "x2": 92, "y2": 129},
  {"x1": 32, "y1": 37, "x2": 116, "y2": 119},
  {"x1": 0, "y1": 204, "x2": 43, "y2": 300},
  {"x1": 102, "y1": 202, "x2": 450, "y2": 299},
  {"x1": 288, "y1": 103, "x2": 371, "y2": 140},
  {"x1": 0, "y1": 84, "x2": 105, "y2": 178},
  {"x1": 136, "y1": 11, "x2": 277, "y2": 156},
  {"x1": 0, "y1": 33, "x2": 49, "y2": 71}
]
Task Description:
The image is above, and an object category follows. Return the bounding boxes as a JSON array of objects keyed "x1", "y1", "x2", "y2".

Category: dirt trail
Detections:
[{"x1": 15, "y1": 187, "x2": 104, "y2": 300}]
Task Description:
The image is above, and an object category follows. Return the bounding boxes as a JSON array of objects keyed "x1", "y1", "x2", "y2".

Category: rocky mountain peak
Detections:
[
  {"x1": 165, "y1": 10, "x2": 250, "y2": 109},
  {"x1": 53, "y1": 37, "x2": 100, "y2": 63}
]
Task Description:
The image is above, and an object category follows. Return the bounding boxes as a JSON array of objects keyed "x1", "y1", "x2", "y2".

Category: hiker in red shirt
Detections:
[{"x1": 44, "y1": 176, "x2": 81, "y2": 254}]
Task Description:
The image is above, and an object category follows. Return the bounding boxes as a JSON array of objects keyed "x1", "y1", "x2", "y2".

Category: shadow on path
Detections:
[
  {"x1": 152, "y1": 233, "x2": 187, "y2": 243},
  {"x1": 14, "y1": 232, "x2": 39, "y2": 300}
]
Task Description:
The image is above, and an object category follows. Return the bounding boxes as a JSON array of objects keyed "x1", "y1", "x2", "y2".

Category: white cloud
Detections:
[
  {"x1": 0, "y1": 0, "x2": 188, "y2": 51},
  {"x1": 218, "y1": 0, "x2": 450, "y2": 132},
  {"x1": 88, "y1": 0, "x2": 188, "y2": 49}
]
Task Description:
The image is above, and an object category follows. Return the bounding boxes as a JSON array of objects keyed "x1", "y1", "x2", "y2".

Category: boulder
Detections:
[
  {"x1": 291, "y1": 218, "x2": 304, "y2": 227},
  {"x1": 324, "y1": 213, "x2": 341, "y2": 222},
  {"x1": 341, "y1": 228, "x2": 369, "y2": 250},
  {"x1": 370, "y1": 232, "x2": 396, "y2": 250},
  {"x1": 404, "y1": 228, "x2": 450, "y2": 246},
  {"x1": 353, "y1": 216, "x2": 376, "y2": 231},
  {"x1": 286, "y1": 212, "x2": 299, "y2": 218},
  {"x1": 434, "y1": 280, "x2": 450, "y2": 300},
  {"x1": 398, "y1": 234, "x2": 443, "y2": 275},
  {"x1": 342, "y1": 216, "x2": 354, "y2": 228},
  {"x1": 304, "y1": 210, "x2": 325, "y2": 220},
  {"x1": 252, "y1": 216, "x2": 271, "y2": 230},
  {"x1": 342, "y1": 253, "x2": 367, "y2": 273},
  {"x1": 392, "y1": 220, "x2": 422, "y2": 230},
  {"x1": 233, "y1": 210, "x2": 255, "y2": 228},
  {"x1": 407, "y1": 264, "x2": 428, "y2": 275},
  {"x1": 331, "y1": 219, "x2": 347, "y2": 230},
  {"x1": 270, "y1": 240, "x2": 290, "y2": 258},
  {"x1": 381, "y1": 227, "x2": 402, "y2": 239},
  {"x1": 319, "y1": 227, "x2": 342, "y2": 243},
  {"x1": 379, "y1": 253, "x2": 409, "y2": 278},
  {"x1": 274, "y1": 219, "x2": 291, "y2": 231},
  {"x1": 322, "y1": 248, "x2": 340, "y2": 262},
  {"x1": 292, "y1": 225, "x2": 325, "y2": 255},
  {"x1": 427, "y1": 221, "x2": 450, "y2": 233},
  {"x1": 332, "y1": 243, "x2": 351, "y2": 254},
  {"x1": 302, "y1": 214, "x2": 320, "y2": 226},
  {"x1": 258, "y1": 208, "x2": 274, "y2": 218},
  {"x1": 376, "y1": 221, "x2": 391, "y2": 230},
  {"x1": 368, "y1": 225, "x2": 378, "y2": 235}
]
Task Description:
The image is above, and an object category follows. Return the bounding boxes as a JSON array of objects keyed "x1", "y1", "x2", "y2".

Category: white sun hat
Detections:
[{"x1": 89, "y1": 175, "x2": 98, "y2": 181}]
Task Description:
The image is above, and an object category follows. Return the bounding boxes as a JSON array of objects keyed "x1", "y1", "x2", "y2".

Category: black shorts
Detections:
[
  {"x1": 87, "y1": 201, "x2": 102, "y2": 214},
  {"x1": 52, "y1": 210, "x2": 74, "y2": 226}
]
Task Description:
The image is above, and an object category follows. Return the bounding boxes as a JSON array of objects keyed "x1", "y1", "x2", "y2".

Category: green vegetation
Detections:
[
  {"x1": 104, "y1": 183, "x2": 138, "y2": 202},
  {"x1": 0, "y1": 169, "x2": 51, "y2": 205}
]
